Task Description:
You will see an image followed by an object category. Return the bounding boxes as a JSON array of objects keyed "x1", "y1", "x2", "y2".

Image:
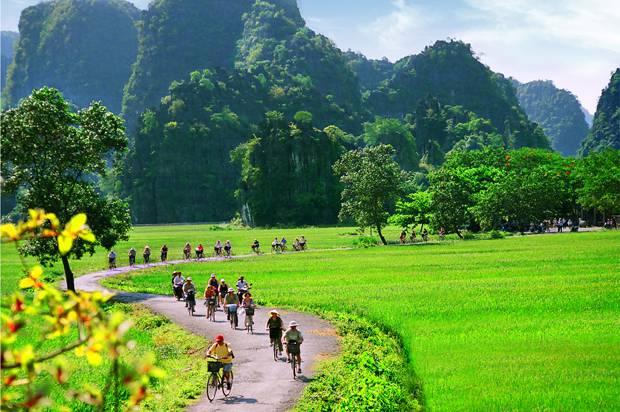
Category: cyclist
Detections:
[
  {"x1": 172, "y1": 271, "x2": 184, "y2": 300},
  {"x1": 183, "y1": 277, "x2": 196, "y2": 310},
  {"x1": 108, "y1": 250, "x2": 117, "y2": 269},
  {"x1": 224, "y1": 288, "x2": 239, "y2": 327},
  {"x1": 400, "y1": 230, "x2": 407, "y2": 244},
  {"x1": 280, "y1": 237, "x2": 287, "y2": 251},
  {"x1": 206, "y1": 335, "x2": 234, "y2": 389},
  {"x1": 266, "y1": 310, "x2": 284, "y2": 355},
  {"x1": 208, "y1": 274, "x2": 219, "y2": 305},
  {"x1": 214, "y1": 240, "x2": 223, "y2": 257},
  {"x1": 410, "y1": 230, "x2": 416, "y2": 243},
  {"x1": 183, "y1": 242, "x2": 191, "y2": 260},
  {"x1": 160, "y1": 244, "x2": 168, "y2": 262},
  {"x1": 242, "y1": 292, "x2": 256, "y2": 329},
  {"x1": 271, "y1": 237, "x2": 280, "y2": 253},
  {"x1": 283, "y1": 321, "x2": 304, "y2": 373},
  {"x1": 299, "y1": 236, "x2": 307, "y2": 250},
  {"x1": 196, "y1": 243, "x2": 204, "y2": 259},
  {"x1": 218, "y1": 279, "x2": 229, "y2": 307},
  {"x1": 204, "y1": 285, "x2": 218, "y2": 319},
  {"x1": 421, "y1": 228, "x2": 429, "y2": 241},
  {"x1": 293, "y1": 238, "x2": 301, "y2": 251},
  {"x1": 236, "y1": 276, "x2": 250, "y2": 303},
  {"x1": 143, "y1": 245, "x2": 151, "y2": 264},
  {"x1": 439, "y1": 227, "x2": 445, "y2": 241},
  {"x1": 251, "y1": 239, "x2": 260, "y2": 254},
  {"x1": 224, "y1": 240, "x2": 232, "y2": 258},
  {"x1": 128, "y1": 247, "x2": 137, "y2": 266}
]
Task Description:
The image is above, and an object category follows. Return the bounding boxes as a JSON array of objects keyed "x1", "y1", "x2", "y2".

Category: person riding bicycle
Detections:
[
  {"x1": 438, "y1": 227, "x2": 446, "y2": 240},
  {"x1": 400, "y1": 230, "x2": 407, "y2": 244},
  {"x1": 204, "y1": 285, "x2": 218, "y2": 310},
  {"x1": 236, "y1": 276, "x2": 250, "y2": 303},
  {"x1": 218, "y1": 279, "x2": 229, "y2": 307},
  {"x1": 160, "y1": 244, "x2": 168, "y2": 262},
  {"x1": 410, "y1": 230, "x2": 416, "y2": 243},
  {"x1": 272, "y1": 237, "x2": 280, "y2": 253},
  {"x1": 251, "y1": 239, "x2": 260, "y2": 254},
  {"x1": 224, "y1": 240, "x2": 232, "y2": 257},
  {"x1": 172, "y1": 271, "x2": 184, "y2": 300},
  {"x1": 183, "y1": 277, "x2": 197, "y2": 310},
  {"x1": 196, "y1": 243, "x2": 204, "y2": 259},
  {"x1": 421, "y1": 228, "x2": 429, "y2": 241},
  {"x1": 266, "y1": 310, "x2": 284, "y2": 354},
  {"x1": 143, "y1": 245, "x2": 151, "y2": 264},
  {"x1": 183, "y1": 242, "x2": 191, "y2": 260},
  {"x1": 293, "y1": 238, "x2": 301, "y2": 251},
  {"x1": 128, "y1": 247, "x2": 137, "y2": 266},
  {"x1": 242, "y1": 292, "x2": 255, "y2": 326},
  {"x1": 283, "y1": 321, "x2": 304, "y2": 373},
  {"x1": 280, "y1": 237, "x2": 287, "y2": 251},
  {"x1": 214, "y1": 240, "x2": 223, "y2": 256},
  {"x1": 299, "y1": 236, "x2": 306, "y2": 250},
  {"x1": 108, "y1": 250, "x2": 117, "y2": 269},
  {"x1": 224, "y1": 288, "x2": 239, "y2": 325},
  {"x1": 206, "y1": 335, "x2": 234, "y2": 389}
]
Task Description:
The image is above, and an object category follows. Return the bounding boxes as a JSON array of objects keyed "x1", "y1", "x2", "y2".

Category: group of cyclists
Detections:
[
  {"x1": 171, "y1": 271, "x2": 305, "y2": 389},
  {"x1": 106, "y1": 236, "x2": 309, "y2": 269}
]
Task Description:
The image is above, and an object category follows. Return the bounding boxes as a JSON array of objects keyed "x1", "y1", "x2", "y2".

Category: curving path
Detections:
[{"x1": 73, "y1": 256, "x2": 338, "y2": 412}]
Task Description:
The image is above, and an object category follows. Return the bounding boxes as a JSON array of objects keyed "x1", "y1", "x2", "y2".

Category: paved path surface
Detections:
[{"x1": 73, "y1": 256, "x2": 338, "y2": 412}]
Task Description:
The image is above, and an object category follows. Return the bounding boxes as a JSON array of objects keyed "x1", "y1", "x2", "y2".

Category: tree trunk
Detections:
[
  {"x1": 376, "y1": 224, "x2": 387, "y2": 245},
  {"x1": 455, "y1": 227, "x2": 464, "y2": 239},
  {"x1": 62, "y1": 255, "x2": 75, "y2": 292}
]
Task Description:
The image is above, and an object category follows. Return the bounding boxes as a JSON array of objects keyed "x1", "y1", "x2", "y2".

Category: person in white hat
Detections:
[
  {"x1": 224, "y1": 287, "x2": 240, "y2": 327},
  {"x1": 183, "y1": 277, "x2": 196, "y2": 308},
  {"x1": 283, "y1": 320, "x2": 304, "y2": 373}
]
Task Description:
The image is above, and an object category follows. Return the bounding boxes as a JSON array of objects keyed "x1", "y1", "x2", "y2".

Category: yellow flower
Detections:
[
  {"x1": 19, "y1": 266, "x2": 44, "y2": 289},
  {"x1": 1, "y1": 223, "x2": 20, "y2": 241},
  {"x1": 57, "y1": 213, "x2": 96, "y2": 255}
]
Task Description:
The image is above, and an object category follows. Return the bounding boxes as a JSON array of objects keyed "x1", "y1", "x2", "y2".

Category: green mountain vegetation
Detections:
[
  {"x1": 2, "y1": 0, "x2": 138, "y2": 113},
  {"x1": 579, "y1": 68, "x2": 620, "y2": 156},
  {"x1": 367, "y1": 40, "x2": 549, "y2": 150},
  {"x1": 344, "y1": 51, "x2": 393, "y2": 91},
  {"x1": 515, "y1": 80, "x2": 589, "y2": 156},
  {"x1": 1, "y1": 31, "x2": 19, "y2": 91}
]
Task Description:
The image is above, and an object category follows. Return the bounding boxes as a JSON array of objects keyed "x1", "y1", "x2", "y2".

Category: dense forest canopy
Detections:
[
  {"x1": 2, "y1": 0, "x2": 139, "y2": 113},
  {"x1": 515, "y1": 80, "x2": 589, "y2": 156},
  {"x1": 579, "y1": 68, "x2": 620, "y2": 156}
]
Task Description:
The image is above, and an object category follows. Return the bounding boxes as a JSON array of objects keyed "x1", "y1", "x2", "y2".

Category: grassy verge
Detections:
[
  {"x1": 100, "y1": 231, "x2": 620, "y2": 410},
  {"x1": 1, "y1": 303, "x2": 210, "y2": 411},
  {"x1": 295, "y1": 312, "x2": 421, "y2": 411}
]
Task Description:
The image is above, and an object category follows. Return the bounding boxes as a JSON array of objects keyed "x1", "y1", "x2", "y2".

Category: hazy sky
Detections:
[{"x1": 3, "y1": 0, "x2": 619, "y2": 112}]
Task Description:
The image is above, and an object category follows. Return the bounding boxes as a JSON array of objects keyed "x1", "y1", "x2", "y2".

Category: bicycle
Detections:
[
  {"x1": 285, "y1": 340, "x2": 300, "y2": 379},
  {"x1": 227, "y1": 304, "x2": 238, "y2": 329},
  {"x1": 206, "y1": 356, "x2": 233, "y2": 401},
  {"x1": 269, "y1": 329, "x2": 283, "y2": 361},
  {"x1": 206, "y1": 298, "x2": 217, "y2": 322},
  {"x1": 243, "y1": 306, "x2": 255, "y2": 334}
]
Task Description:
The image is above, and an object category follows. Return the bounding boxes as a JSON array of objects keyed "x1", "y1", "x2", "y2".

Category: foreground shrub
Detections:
[{"x1": 353, "y1": 235, "x2": 380, "y2": 248}]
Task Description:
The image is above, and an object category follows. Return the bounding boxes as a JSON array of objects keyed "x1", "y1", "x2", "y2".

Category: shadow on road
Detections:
[{"x1": 222, "y1": 395, "x2": 258, "y2": 405}]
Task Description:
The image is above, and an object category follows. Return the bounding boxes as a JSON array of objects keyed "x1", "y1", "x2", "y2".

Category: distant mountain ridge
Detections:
[
  {"x1": 2, "y1": 0, "x2": 139, "y2": 112},
  {"x1": 515, "y1": 79, "x2": 590, "y2": 156},
  {"x1": 579, "y1": 68, "x2": 620, "y2": 156}
]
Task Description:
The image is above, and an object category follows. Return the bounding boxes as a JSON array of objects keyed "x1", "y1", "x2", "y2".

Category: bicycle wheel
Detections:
[
  {"x1": 206, "y1": 373, "x2": 219, "y2": 402},
  {"x1": 272, "y1": 339, "x2": 278, "y2": 361},
  {"x1": 221, "y1": 371, "x2": 233, "y2": 397},
  {"x1": 291, "y1": 356, "x2": 297, "y2": 379}
]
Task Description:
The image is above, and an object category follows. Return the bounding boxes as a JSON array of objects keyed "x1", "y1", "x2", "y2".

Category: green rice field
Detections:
[
  {"x1": 2, "y1": 227, "x2": 619, "y2": 410},
  {"x1": 102, "y1": 229, "x2": 620, "y2": 411}
]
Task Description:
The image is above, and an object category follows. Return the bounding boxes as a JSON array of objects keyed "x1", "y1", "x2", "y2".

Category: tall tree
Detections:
[
  {"x1": 333, "y1": 144, "x2": 406, "y2": 244},
  {"x1": 574, "y1": 149, "x2": 620, "y2": 218},
  {"x1": 362, "y1": 117, "x2": 419, "y2": 170},
  {"x1": 1, "y1": 88, "x2": 131, "y2": 291}
]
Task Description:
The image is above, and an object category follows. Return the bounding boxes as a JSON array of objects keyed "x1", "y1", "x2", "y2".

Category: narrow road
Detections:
[{"x1": 73, "y1": 257, "x2": 338, "y2": 411}]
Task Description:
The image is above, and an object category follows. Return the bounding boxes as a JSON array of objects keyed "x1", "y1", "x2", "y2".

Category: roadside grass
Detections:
[
  {"x1": 0, "y1": 303, "x2": 210, "y2": 411},
  {"x1": 102, "y1": 230, "x2": 620, "y2": 411}
]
